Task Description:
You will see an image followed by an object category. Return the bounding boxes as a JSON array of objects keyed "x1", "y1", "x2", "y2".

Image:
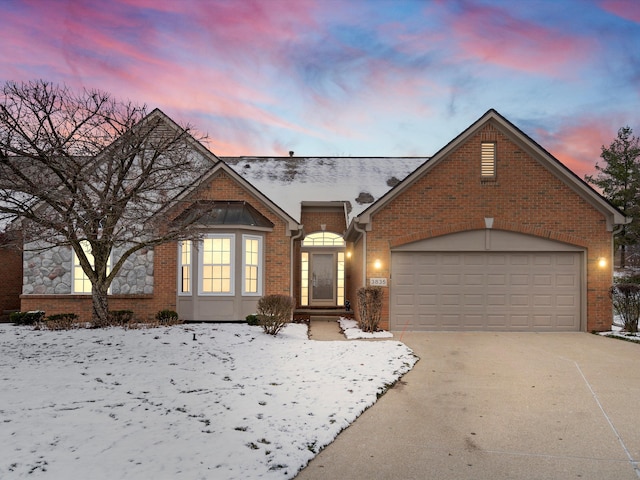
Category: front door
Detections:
[{"x1": 311, "y1": 252, "x2": 335, "y2": 306}]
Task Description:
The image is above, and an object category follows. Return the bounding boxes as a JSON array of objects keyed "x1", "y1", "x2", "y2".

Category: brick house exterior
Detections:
[
  {"x1": 345, "y1": 110, "x2": 625, "y2": 332},
  {"x1": 16, "y1": 109, "x2": 626, "y2": 331}
]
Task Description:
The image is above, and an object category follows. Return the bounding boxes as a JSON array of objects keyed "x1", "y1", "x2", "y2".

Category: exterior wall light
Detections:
[
  {"x1": 374, "y1": 259, "x2": 382, "y2": 270},
  {"x1": 346, "y1": 251, "x2": 352, "y2": 259},
  {"x1": 598, "y1": 257, "x2": 607, "y2": 268}
]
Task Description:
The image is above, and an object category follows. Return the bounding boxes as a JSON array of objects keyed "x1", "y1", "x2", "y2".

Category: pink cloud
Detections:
[
  {"x1": 600, "y1": 0, "x2": 640, "y2": 23},
  {"x1": 534, "y1": 120, "x2": 620, "y2": 179},
  {"x1": 447, "y1": 3, "x2": 596, "y2": 76}
]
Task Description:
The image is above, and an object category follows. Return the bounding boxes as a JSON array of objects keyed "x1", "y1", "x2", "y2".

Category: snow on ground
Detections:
[
  {"x1": 338, "y1": 317, "x2": 393, "y2": 339},
  {"x1": 0, "y1": 323, "x2": 417, "y2": 479}
]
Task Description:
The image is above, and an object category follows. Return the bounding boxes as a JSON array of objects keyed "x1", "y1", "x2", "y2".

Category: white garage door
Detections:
[{"x1": 391, "y1": 252, "x2": 581, "y2": 331}]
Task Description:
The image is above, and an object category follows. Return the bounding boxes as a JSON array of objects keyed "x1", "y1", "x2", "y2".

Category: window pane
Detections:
[{"x1": 201, "y1": 237, "x2": 233, "y2": 294}]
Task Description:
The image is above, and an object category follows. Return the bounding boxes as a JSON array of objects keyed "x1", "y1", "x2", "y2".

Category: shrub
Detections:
[
  {"x1": 610, "y1": 283, "x2": 640, "y2": 333},
  {"x1": 39, "y1": 313, "x2": 80, "y2": 330},
  {"x1": 155, "y1": 309, "x2": 180, "y2": 325},
  {"x1": 10, "y1": 310, "x2": 45, "y2": 326},
  {"x1": 357, "y1": 286, "x2": 383, "y2": 333},
  {"x1": 256, "y1": 294, "x2": 295, "y2": 336},
  {"x1": 246, "y1": 314, "x2": 260, "y2": 326},
  {"x1": 110, "y1": 310, "x2": 134, "y2": 325}
]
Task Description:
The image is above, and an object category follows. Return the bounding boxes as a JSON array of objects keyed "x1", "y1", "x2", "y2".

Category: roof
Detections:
[
  {"x1": 172, "y1": 200, "x2": 274, "y2": 229},
  {"x1": 223, "y1": 157, "x2": 427, "y2": 223}
]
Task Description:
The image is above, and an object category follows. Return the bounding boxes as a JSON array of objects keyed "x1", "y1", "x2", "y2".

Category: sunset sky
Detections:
[{"x1": 2, "y1": 0, "x2": 639, "y2": 178}]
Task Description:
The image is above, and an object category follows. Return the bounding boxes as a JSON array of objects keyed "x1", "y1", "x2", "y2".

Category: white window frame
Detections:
[
  {"x1": 199, "y1": 234, "x2": 235, "y2": 296},
  {"x1": 72, "y1": 241, "x2": 111, "y2": 294},
  {"x1": 178, "y1": 240, "x2": 192, "y2": 296},
  {"x1": 242, "y1": 235, "x2": 263, "y2": 296}
]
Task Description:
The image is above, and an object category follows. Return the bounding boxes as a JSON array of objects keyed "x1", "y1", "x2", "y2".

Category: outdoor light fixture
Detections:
[
  {"x1": 374, "y1": 259, "x2": 382, "y2": 270},
  {"x1": 346, "y1": 251, "x2": 352, "y2": 259},
  {"x1": 598, "y1": 257, "x2": 607, "y2": 268}
]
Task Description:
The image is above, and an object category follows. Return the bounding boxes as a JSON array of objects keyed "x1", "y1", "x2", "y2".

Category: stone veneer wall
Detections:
[{"x1": 22, "y1": 244, "x2": 154, "y2": 295}]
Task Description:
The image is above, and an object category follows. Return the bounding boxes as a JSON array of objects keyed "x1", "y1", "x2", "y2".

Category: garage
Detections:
[{"x1": 390, "y1": 230, "x2": 584, "y2": 332}]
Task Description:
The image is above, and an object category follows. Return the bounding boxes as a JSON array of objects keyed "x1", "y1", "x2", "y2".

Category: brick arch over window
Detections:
[{"x1": 389, "y1": 219, "x2": 589, "y2": 250}]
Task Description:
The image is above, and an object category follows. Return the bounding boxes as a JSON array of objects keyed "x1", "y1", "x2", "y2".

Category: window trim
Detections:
[
  {"x1": 199, "y1": 234, "x2": 235, "y2": 296},
  {"x1": 242, "y1": 234, "x2": 263, "y2": 296},
  {"x1": 178, "y1": 240, "x2": 192, "y2": 296},
  {"x1": 481, "y1": 142, "x2": 497, "y2": 179}
]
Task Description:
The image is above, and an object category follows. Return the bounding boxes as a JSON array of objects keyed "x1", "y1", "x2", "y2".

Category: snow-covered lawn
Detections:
[{"x1": 0, "y1": 323, "x2": 417, "y2": 479}]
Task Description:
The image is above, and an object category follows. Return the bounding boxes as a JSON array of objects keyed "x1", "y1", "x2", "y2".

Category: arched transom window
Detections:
[{"x1": 302, "y1": 231, "x2": 345, "y2": 247}]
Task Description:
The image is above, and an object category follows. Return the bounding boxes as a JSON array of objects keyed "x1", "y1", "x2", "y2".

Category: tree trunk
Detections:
[
  {"x1": 621, "y1": 244, "x2": 627, "y2": 269},
  {"x1": 92, "y1": 282, "x2": 110, "y2": 327}
]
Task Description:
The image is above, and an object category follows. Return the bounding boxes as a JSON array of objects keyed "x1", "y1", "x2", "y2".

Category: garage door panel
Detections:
[
  {"x1": 533, "y1": 315, "x2": 553, "y2": 327},
  {"x1": 391, "y1": 251, "x2": 581, "y2": 331}
]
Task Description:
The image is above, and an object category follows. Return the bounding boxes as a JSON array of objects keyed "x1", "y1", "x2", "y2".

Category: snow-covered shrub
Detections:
[
  {"x1": 356, "y1": 286, "x2": 383, "y2": 333},
  {"x1": 256, "y1": 295, "x2": 295, "y2": 336},
  {"x1": 610, "y1": 284, "x2": 640, "y2": 333},
  {"x1": 109, "y1": 310, "x2": 135, "y2": 325},
  {"x1": 245, "y1": 314, "x2": 259, "y2": 326}
]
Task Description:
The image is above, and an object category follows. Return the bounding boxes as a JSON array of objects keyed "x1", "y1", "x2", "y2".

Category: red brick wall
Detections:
[
  {"x1": 363, "y1": 121, "x2": 614, "y2": 331},
  {"x1": 300, "y1": 210, "x2": 347, "y2": 235},
  {"x1": 0, "y1": 232, "x2": 22, "y2": 321}
]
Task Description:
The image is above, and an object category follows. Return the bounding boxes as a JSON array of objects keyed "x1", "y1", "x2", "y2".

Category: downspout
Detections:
[
  {"x1": 353, "y1": 220, "x2": 367, "y2": 288},
  {"x1": 290, "y1": 225, "x2": 304, "y2": 298}
]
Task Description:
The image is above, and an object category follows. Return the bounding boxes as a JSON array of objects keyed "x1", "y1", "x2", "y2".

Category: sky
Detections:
[{"x1": 1, "y1": 0, "x2": 639, "y2": 179}]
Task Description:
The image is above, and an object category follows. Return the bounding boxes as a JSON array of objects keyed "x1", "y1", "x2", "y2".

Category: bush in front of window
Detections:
[
  {"x1": 357, "y1": 286, "x2": 383, "y2": 333},
  {"x1": 257, "y1": 294, "x2": 295, "y2": 336}
]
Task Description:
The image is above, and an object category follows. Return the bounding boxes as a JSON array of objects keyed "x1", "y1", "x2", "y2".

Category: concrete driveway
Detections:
[{"x1": 296, "y1": 332, "x2": 640, "y2": 480}]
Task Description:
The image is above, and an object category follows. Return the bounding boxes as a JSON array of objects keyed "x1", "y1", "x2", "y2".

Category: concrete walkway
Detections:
[
  {"x1": 296, "y1": 332, "x2": 640, "y2": 480},
  {"x1": 308, "y1": 317, "x2": 347, "y2": 341}
]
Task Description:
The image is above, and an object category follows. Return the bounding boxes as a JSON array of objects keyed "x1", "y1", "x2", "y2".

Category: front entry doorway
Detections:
[
  {"x1": 301, "y1": 232, "x2": 345, "y2": 307},
  {"x1": 310, "y1": 252, "x2": 336, "y2": 306}
]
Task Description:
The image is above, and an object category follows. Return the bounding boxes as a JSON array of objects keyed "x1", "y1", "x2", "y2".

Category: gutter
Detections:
[
  {"x1": 352, "y1": 220, "x2": 367, "y2": 288},
  {"x1": 290, "y1": 225, "x2": 304, "y2": 298}
]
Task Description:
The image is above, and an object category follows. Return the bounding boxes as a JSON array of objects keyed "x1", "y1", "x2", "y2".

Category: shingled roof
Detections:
[{"x1": 223, "y1": 156, "x2": 427, "y2": 222}]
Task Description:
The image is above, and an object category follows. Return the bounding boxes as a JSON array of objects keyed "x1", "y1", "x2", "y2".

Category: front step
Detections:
[{"x1": 294, "y1": 308, "x2": 354, "y2": 321}]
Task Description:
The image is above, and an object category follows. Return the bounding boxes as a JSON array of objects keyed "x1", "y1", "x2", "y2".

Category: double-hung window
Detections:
[
  {"x1": 200, "y1": 235, "x2": 234, "y2": 295},
  {"x1": 72, "y1": 240, "x2": 111, "y2": 294},
  {"x1": 179, "y1": 241, "x2": 192, "y2": 295},
  {"x1": 242, "y1": 235, "x2": 263, "y2": 295}
]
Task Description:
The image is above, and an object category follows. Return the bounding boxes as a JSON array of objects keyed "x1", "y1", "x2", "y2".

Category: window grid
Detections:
[
  {"x1": 73, "y1": 241, "x2": 93, "y2": 293},
  {"x1": 302, "y1": 231, "x2": 346, "y2": 247},
  {"x1": 179, "y1": 241, "x2": 191, "y2": 295},
  {"x1": 243, "y1": 236, "x2": 261, "y2": 295},
  {"x1": 337, "y1": 251, "x2": 345, "y2": 306},
  {"x1": 201, "y1": 236, "x2": 233, "y2": 294},
  {"x1": 300, "y1": 252, "x2": 309, "y2": 306},
  {"x1": 73, "y1": 241, "x2": 111, "y2": 294}
]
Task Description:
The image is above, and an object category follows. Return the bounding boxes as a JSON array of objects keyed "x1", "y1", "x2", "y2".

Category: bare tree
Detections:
[{"x1": 0, "y1": 80, "x2": 214, "y2": 324}]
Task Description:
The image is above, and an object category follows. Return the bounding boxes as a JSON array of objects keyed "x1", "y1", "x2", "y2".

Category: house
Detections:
[{"x1": 18, "y1": 109, "x2": 626, "y2": 331}]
